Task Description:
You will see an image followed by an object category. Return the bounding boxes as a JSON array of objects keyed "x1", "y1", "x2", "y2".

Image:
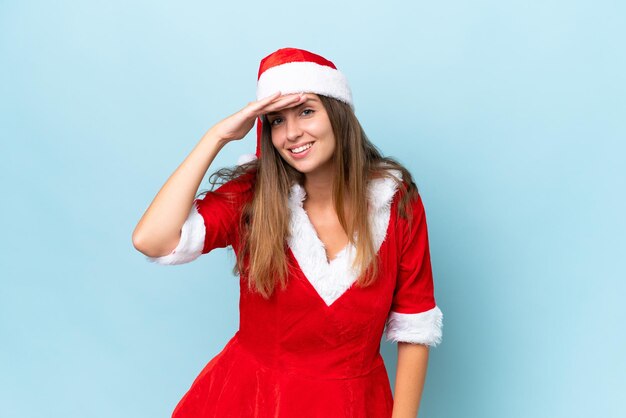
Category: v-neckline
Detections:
[
  {"x1": 327, "y1": 244, "x2": 350, "y2": 264},
  {"x1": 286, "y1": 169, "x2": 403, "y2": 307},
  {"x1": 301, "y1": 200, "x2": 352, "y2": 264}
]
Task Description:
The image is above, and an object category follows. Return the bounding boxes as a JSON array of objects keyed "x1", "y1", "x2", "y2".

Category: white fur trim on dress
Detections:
[
  {"x1": 146, "y1": 202, "x2": 206, "y2": 265},
  {"x1": 384, "y1": 306, "x2": 443, "y2": 347},
  {"x1": 287, "y1": 169, "x2": 403, "y2": 306},
  {"x1": 256, "y1": 61, "x2": 354, "y2": 108}
]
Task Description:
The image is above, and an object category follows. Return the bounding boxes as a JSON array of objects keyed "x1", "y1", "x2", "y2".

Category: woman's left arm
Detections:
[{"x1": 391, "y1": 342, "x2": 429, "y2": 418}]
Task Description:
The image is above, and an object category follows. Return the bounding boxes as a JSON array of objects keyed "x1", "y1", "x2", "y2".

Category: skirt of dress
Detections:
[{"x1": 171, "y1": 334, "x2": 394, "y2": 418}]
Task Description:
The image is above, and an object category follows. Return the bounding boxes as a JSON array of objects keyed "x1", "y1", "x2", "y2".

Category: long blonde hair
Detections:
[{"x1": 201, "y1": 95, "x2": 420, "y2": 299}]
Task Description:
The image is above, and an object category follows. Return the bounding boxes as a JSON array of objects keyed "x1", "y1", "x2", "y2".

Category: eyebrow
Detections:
[{"x1": 267, "y1": 97, "x2": 318, "y2": 117}]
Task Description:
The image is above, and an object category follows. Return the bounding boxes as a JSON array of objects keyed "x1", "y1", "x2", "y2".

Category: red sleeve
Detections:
[
  {"x1": 384, "y1": 191, "x2": 443, "y2": 346},
  {"x1": 195, "y1": 173, "x2": 255, "y2": 254},
  {"x1": 146, "y1": 171, "x2": 255, "y2": 265},
  {"x1": 390, "y1": 193, "x2": 436, "y2": 314}
]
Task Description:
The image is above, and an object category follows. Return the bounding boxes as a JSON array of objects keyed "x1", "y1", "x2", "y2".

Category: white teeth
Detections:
[{"x1": 291, "y1": 142, "x2": 313, "y2": 154}]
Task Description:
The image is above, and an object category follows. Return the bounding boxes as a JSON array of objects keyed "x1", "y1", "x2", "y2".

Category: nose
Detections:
[{"x1": 284, "y1": 116, "x2": 303, "y2": 142}]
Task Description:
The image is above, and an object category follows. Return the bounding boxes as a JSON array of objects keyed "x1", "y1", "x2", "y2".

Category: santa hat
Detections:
[{"x1": 237, "y1": 47, "x2": 353, "y2": 165}]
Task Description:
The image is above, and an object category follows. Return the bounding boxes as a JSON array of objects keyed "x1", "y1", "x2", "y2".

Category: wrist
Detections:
[{"x1": 202, "y1": 128, "x2": 229, "y2": 148}]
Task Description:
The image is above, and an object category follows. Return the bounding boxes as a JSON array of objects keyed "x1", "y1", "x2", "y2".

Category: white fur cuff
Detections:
[
  {"x1": 384, "y1": 306, "x2": 443, "y2": 347},
  {"x1": 146, "y1": 202, "x2": 206, "y2": 265}
]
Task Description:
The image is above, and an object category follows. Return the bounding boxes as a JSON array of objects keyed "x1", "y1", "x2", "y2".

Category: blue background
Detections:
[{"x1": 1, "y1": 1, "x2": 624, "y2": 417}]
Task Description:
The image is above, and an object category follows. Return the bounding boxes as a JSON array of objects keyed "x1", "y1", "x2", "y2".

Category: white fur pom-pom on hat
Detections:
[{"x1": 237, "y1": 153, "x2": 258, "y2": 166}]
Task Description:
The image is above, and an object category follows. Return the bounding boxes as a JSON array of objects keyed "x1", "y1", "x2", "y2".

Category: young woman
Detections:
[{"x1": 133, "y1": 47, "x2": 443, "y2": 418}]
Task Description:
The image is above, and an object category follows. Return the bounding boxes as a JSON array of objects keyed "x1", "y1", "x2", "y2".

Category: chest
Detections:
[
  {"x1": 285, "y1": 173, "x2": 403, "y2": 308},
  {"x1": 303, "y1": 202, "x2": 352, "y2": 263}
]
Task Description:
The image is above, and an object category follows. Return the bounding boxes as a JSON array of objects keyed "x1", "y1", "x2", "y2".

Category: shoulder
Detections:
[
  {"x1": 365, "y1": 168, "x2": 403, "y2": 213},
  {"x1": 213, "y1": 169, "x2": 257, "y2": 196},
  {"x1": 369, "y1": 166, "x2": 415, "y2": 201},
  {"x1": 371, "y1": 166, "x2": 424, "y2": 224},
  {"x1": 196, "y1": 169, "x2": 257, "y2": 213}
]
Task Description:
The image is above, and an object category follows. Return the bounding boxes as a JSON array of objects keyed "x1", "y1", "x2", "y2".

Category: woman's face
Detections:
[{"x1": 266, "y1": 93, "x2": 336, "y2": 176}]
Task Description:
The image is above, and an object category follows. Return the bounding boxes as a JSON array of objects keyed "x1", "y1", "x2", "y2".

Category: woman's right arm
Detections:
[
  {"x1": 131, "y1": 129, "x2": 228, "y2": 257},
  {"x1": 132, "y1": 91, "x2": 306, "y2": 258}
]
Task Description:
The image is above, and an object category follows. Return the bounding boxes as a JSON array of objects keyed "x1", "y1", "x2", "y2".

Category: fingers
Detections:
[
  {"x1": 246, "y1": 91, "x2": 282, "y2": 111},
  {"x1": 242, "y1": 92, "x2": 307, "y2": 122},
  {"x1": 256, "y1": 92, "x2": 306, "y2": 115},
  {"x1": 258, "y1": 91, "x2": 282, "y2": 105}
]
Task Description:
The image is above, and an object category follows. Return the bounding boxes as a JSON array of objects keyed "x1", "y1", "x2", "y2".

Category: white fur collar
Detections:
[{"x1": 287, "y1": 169, "x2": 403, "y2": 306}]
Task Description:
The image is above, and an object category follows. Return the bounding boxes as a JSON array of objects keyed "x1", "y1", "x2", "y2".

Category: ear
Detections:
[{"x1": 237, "y1": 153, "x2": 258, "y2": 166}]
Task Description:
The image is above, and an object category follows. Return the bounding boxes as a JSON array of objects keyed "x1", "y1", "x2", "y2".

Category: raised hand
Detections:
[{"x1": 209, "y1": 91, "x2": 307, "y2": 143}]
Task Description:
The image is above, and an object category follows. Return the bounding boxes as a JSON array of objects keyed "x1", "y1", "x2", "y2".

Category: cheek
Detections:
[
  {"x1": 327, "y1": 137, "x2": 337, "y2": 154},
  {"x1": 306, "y1": 118, "x2": 333, "y2": 138},
  {"x1": 320, "y1": 124, "x2": 335, "y2": 146},
  {"x1": 269, "y1": 131, "x2": 281, "y2": 148}
]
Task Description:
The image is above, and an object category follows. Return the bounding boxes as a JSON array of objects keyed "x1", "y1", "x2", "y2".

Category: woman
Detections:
[{"x1": 132, "y1": 47, "x2": 443, "y2": 418}]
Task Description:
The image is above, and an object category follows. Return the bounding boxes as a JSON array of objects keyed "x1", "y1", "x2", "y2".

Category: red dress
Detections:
[{"x1": 147, "y1": 168, "x2": 443, "y2": 418}]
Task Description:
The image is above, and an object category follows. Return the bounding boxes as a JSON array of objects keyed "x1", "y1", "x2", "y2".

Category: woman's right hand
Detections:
[{"x1": 208, "y1": 91, "x2": 307, "y2": 143}]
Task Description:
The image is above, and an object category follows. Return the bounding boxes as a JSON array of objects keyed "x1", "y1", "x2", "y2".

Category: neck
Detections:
[{"x1": 303, "y1": 168, "x2": 335, "y2": 206}]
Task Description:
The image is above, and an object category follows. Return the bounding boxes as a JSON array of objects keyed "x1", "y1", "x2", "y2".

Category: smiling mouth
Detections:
[{"x1": 289, "y1": 142, "x2": 314, "y2": 154}]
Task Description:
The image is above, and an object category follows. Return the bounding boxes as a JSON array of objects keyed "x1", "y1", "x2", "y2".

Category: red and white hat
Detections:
[{"x1": 237, "y1": 47, "x2": 353, "y2": 165}]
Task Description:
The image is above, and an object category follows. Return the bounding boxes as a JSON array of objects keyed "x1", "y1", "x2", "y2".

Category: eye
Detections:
[
  {"x1": 269, "y1": 117, "x2": 283, "y2": 126},
  {"x1": 302, "y1": 109, "x2": 314, "y2": 116}
]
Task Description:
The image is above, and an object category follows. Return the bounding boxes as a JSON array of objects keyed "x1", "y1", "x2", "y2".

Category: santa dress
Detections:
[{"x1": 147, "y1": 168, "x2": 443, "y2": 418}]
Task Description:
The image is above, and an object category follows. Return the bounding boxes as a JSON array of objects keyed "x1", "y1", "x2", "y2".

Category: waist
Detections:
[{"x1": 230, "y1": 331, "x2": 387, "y2": 381}]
